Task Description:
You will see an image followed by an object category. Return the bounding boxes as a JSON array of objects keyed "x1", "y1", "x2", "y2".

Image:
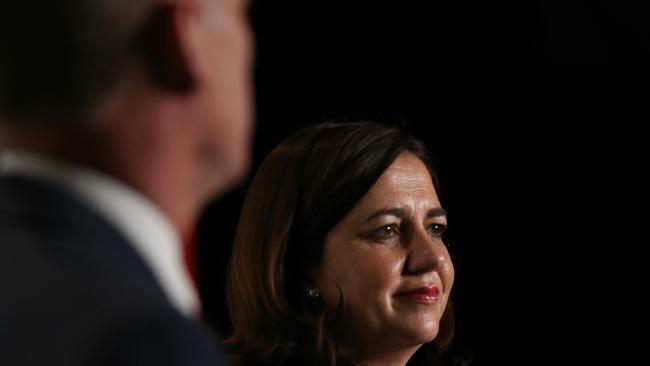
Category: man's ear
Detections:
[{"x1": 137, "y1": 2, "x2": 197, "y2": 92}]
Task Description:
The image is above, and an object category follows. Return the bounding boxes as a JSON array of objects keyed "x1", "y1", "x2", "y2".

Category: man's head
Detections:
[{"x1": 0, "y1": 0, "x2": 254, "y2": 228}]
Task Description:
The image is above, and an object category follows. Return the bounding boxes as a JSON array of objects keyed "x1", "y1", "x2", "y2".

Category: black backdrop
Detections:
[{"x1": 197, "y1": 1, "x2": 645, "y2": 364}]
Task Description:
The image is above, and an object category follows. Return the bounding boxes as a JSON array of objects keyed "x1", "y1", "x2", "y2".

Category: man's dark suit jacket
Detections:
[{"x1": 0, "y1": 175, "x2": 230, "y2": 365}]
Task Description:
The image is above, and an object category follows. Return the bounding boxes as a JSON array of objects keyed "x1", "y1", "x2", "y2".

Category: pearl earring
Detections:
[{"x1": 307, "y1": 287, "x2": 320, "y2": 299}]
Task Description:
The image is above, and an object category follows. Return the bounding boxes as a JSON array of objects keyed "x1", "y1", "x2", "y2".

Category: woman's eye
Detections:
[
  {"x1": 427, "y1": 223, "x2": 447, "y2": 238},
  {"x1": 372, "y1": 224, "x2": 400, "y2": 239}
]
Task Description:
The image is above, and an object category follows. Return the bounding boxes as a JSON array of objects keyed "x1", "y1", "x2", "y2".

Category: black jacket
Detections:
[{"x1": 0, "y1": 175, "x2": 230, "y2": 366}]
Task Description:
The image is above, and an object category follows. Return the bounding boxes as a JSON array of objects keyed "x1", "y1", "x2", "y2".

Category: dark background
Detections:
[{"x1": 197, "y1": 1, "x2": 645, "y2": 364}]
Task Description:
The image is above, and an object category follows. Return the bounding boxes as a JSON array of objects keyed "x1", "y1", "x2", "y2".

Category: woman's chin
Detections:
[{"x1": 391, "y1": 321, "x2": 440, "y2": 348}]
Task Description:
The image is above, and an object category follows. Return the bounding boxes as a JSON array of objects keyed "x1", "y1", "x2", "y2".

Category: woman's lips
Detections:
[{"x1": 396, "y1": 286, "x2": 440, "y2": 304}]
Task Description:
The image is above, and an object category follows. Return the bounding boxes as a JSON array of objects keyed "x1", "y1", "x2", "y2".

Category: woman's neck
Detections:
[{"x1": 355, "y1": 344, "x2": 421, "y2": 366}]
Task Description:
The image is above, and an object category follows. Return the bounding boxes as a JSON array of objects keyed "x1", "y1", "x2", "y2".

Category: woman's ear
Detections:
[
  {"x1": 305, "y1": 267, "x2": 320, "y2": 285},
  {"x1": 303, "y1": 269, "x2": 321, "y2": 297}
]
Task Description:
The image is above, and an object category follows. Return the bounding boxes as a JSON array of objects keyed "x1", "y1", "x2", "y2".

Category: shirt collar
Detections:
[{"x1": 0, "y1": 150, "x2": 200, "y2": 318}]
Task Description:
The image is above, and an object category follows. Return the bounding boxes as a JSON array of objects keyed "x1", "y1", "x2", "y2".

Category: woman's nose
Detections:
[{"x1": 404, "y1": 228, "x2": 448, "y2": 275}]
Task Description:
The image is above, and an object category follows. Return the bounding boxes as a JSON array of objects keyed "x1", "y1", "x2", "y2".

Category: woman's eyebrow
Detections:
[
  {"x1": 427, "y1": 207, "x2": 447, "y2": 218},
  {"x1": 362, "y1": 206, "x2": 447, "y2": 223},
  {"x1": 362, "y1": 208, "x2": 404, "y2": 223}
]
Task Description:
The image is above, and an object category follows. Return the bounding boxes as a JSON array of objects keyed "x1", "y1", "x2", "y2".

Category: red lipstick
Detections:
[{"x1": 397, "y1": 286, "x2": 440, "y2": 304}]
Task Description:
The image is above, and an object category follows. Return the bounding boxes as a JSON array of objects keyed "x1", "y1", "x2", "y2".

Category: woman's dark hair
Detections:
[{"x1": 226, "y1": 121, "x2": 454, "y2": 365}]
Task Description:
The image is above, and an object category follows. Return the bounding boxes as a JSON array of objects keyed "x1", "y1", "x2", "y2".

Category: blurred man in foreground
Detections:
[{"x1": 0, "y1": 0, "x2": 253, "y2": 364}]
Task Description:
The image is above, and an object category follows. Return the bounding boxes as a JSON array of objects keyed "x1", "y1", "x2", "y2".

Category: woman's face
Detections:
[{"x1": 314, "y1": 153, "x2": 454, "y2": 356}]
